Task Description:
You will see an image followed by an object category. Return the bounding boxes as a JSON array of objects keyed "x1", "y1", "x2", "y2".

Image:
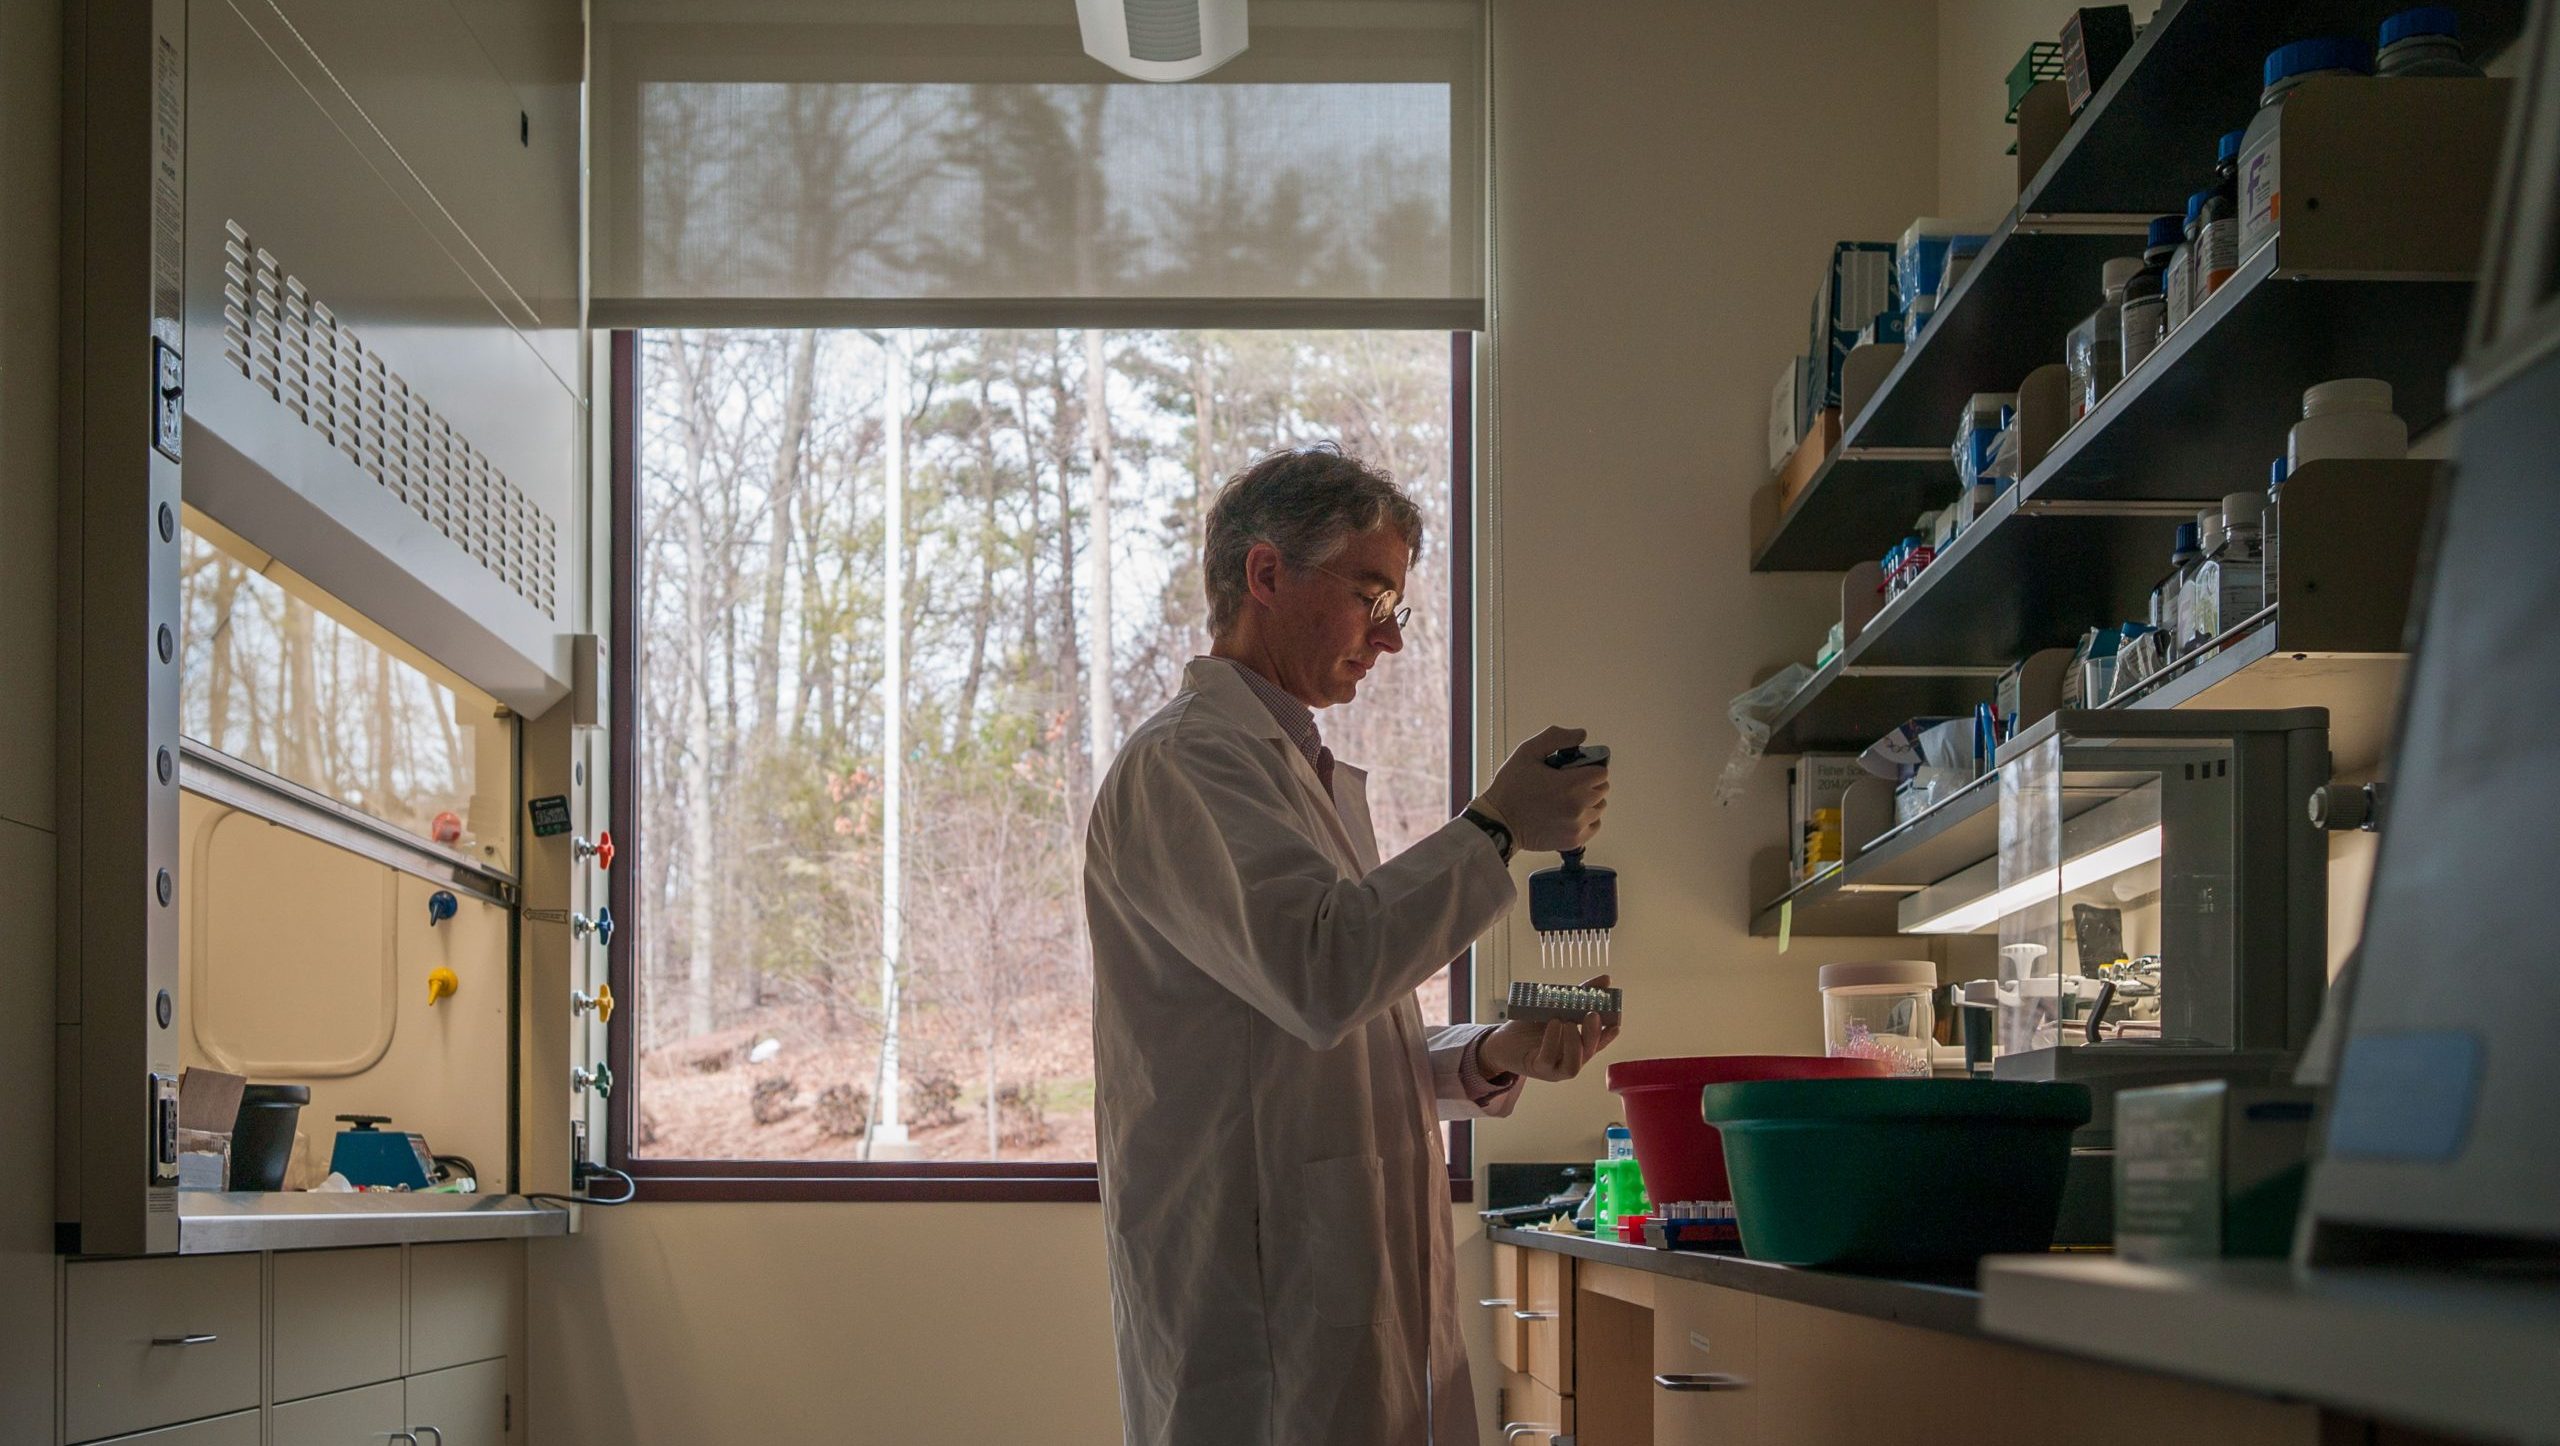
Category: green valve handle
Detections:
[{"x1": 573, "y1": 1062, "x2": 613, "y2": 1100}]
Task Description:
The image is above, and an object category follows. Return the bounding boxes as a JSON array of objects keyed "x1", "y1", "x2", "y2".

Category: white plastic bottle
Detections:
[
  {"x1": 2239, "y1": 37, "x2": 2375, "y2": 261},
  {"x1": 2288, "y1": 378, "x2": 2409, "y2": 471}
]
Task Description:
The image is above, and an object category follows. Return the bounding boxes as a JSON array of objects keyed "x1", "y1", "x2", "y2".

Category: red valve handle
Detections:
[{"x1": 595, "y1": 830, "x2": 615, "y2": 872}]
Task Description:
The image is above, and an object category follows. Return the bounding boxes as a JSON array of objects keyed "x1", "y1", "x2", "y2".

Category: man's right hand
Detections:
[{"x1": 1474, "y1": 726, "x2": 1610, "y2": 854}]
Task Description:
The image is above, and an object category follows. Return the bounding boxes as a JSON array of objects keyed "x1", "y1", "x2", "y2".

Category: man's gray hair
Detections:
[{"x1": 1202, "y1": 445, "x2": 1422, "y2": 638}]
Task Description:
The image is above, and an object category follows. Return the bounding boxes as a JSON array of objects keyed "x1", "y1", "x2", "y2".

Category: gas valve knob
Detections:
[
  {"x1": 572, "y1": 983, "x2": 615, "y2": 1023},
  {"x1": 571, "y1": 906, "x2": 616, "y2": 948},
  {"x1": 571, "y1": 831, "x2": 616, "y2": 872},
  {"x1": 572, "y1": 1062, "x2": 613, "y2": 1099}
]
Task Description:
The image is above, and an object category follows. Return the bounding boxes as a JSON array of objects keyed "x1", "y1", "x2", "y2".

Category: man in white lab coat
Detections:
[{"x1": 1085, "y1": 445, "x2": 1620, "y2": 1446}]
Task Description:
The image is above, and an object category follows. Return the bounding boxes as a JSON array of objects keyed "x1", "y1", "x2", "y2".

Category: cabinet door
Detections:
[
  {"x1": 1500, "y1": 1368, "x2": 1574, "y2": 1446},
  {"x1": 409, "y1": 1241, "x2": 520, "y2": 1374},
  {"x1": 64, "y1": 1255, "x2": 262, "y2": 1442},
  {"x1": 406, "y1": 1358, "x2": 514, "y2": 1446},
  {"x1": 1652, "y1": 1277, "x2": 1757, "y2": 1446},
  {"x1": 272, "y1": 1380, "x2": 405, "y2": 1446},
  {"x1": 86, "y1": 1412, "x2": 261, "y2": 1446},
  {"x1": 1521, "y1": 1248, "x2": 1575, "y2": 1393},
  {"x1": 1488, "y1": 1243, "x2": 1527, "y2": 1373},
  {"x1": 273, "y1": 1246, "x2": 405, "y2": 1402}
]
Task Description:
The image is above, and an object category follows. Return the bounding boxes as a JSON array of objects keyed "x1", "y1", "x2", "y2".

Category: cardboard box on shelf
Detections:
[
  {"x1": 1769, "y1": 356, "x2": 1807, "y2": 473},
  {"x1": 1773, "y1": 408, "x2": 1841, "y2": 514}
]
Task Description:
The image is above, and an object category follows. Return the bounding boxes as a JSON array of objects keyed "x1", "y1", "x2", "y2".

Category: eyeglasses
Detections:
[{"x1": 1307, "y1": 563, "x2": 1413, "y2": 630}]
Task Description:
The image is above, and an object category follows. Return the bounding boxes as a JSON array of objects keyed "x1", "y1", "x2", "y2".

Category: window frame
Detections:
[{"x1": 605, "y1": 328, "x2": 1479, "y2": 1202}]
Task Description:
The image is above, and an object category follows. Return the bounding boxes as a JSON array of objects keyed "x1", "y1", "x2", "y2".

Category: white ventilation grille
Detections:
[
  {"x1": 218, "y1": 220, "x2": 559, "y2": 619},
  {"x1": 1122, "y1": 0, "x2": 1203, "y2": 61}
]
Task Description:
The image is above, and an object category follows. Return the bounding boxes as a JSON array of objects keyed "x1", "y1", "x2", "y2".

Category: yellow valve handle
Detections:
[
  {"x1": 593, "y1": 982, "x2": 615, "y2": 1023},
  {"x1": 426, "y1": 966, "x2": 460, "y2": 1007}
]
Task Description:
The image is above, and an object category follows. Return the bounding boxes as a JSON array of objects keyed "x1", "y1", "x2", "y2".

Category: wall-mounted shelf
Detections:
[
  {"x1": 2022, "y1": 249, "x2": 2467, "y2": 506},
  {"x1": 2020, "y1": 0, "x2": 2530, "y2": 217},
  {"x1": 1762, "y1": 655, "x2": 1998, "y2": 756},
  {"x1": 1750, "y1": 0, "x2": 2522, "y2": 575}
]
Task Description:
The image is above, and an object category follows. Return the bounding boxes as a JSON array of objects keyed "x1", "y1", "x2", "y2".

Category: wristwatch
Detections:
[{"x1": 1461, "y1": 805, "x2": 1515, "y2": 863}]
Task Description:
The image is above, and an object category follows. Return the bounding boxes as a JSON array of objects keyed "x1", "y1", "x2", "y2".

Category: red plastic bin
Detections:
[{"x1": 1605, "y1": 1055, "x2": 1891, "y2": 1205}]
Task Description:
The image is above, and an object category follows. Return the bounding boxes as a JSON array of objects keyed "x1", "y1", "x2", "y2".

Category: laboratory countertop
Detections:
[
  {"x1": 173, "y1": 1190, "x2": 577, "y2": 1254},
  {"x1": 1485, "y1": 1226, "x2": 1985, "y2": 1337},
  {"x1": 1981, "y1": 1254, "x2": 2560, "y2": 1444}
]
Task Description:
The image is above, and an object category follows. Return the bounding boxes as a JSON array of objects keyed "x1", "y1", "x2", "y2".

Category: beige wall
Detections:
[
  {"x1": 1937, "y1": 0, "x2": 2091, "y2": 220},
  {"x1": 1472, "y1": 0, "x2": 1942, "y2": 1170},
  {"x1": 1, "y1": 0, "x2": 60, "y2": 1432}
]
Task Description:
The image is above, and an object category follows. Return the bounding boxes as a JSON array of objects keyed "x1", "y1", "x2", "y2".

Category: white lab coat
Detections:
[{"x1": 1084, "y1": 658, "x2": 1522, "y2": 1446}]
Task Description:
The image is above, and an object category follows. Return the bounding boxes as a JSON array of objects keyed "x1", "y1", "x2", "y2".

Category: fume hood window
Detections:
[
  {"x1": 178, "y1": 509, "x2": 517, "y2": 872},
  {"x1": 618, "y1": 328, "x2": 1465, "y2": 1168}
]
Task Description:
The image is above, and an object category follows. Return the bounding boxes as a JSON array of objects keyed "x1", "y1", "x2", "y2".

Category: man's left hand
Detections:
[{"x1": 1480, "y1": 974, "x2": 1624, "y2": 1083}]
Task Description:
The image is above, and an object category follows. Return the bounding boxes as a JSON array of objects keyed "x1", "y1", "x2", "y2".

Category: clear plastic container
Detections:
[{"x1": 1819, "y1": 960, "x2": 1938, "y2": 1077}]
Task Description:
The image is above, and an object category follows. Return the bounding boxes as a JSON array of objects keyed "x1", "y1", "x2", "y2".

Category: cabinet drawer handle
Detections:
[
  {"x1": 1654, "y1": 1372, "x2": 1750, "y2": 1392},
  {"x1": 386, "y1": 1434, "x2": 420, "y2": 1445},
  {"x1": 1477, "y1": 1297, "x2": 1517, "y2": 1308},
  {"x1": 416, "y1": 1429, "x2": 445, "y2": 1446},
  {"x1": 1502, "y1": 1424, "x2": 1558, "y2": 1442},
  {"x1": 1511, "y1": 1308, "x2": 1558, "y2": 1321},
  {"x1": 149, "y1": 1334, "x2": 218, "y2": 1346}
]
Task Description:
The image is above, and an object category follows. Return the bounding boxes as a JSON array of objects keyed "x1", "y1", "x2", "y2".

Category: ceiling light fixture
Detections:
[{"x1": 1077, "y1": 0, "x2": 1248, "y2": 82}]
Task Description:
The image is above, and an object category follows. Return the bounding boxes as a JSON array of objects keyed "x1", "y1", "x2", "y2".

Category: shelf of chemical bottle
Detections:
[
  {"x1": 1752, "y1": 211, "x2": 2147, "y2": 574},
  {"x1": 1747, "y1": 773, "x2": 2006, "y2": 939},
  {"x1": 2021, "y1": 248, "x2": 2471, "y2": 505},
  {"x1": 2115, "y1": 612, "x2": 2411, "y2": 775},
  {"x1": 1758, "y1": 250, "x2": 2457, "y2": 742},
  {"x1": 1761, "y1": 652, "x2": 2000, "y2": 757},
  {"x1": 2020, "y1": 0, "x2": 2530, "y2": 217}
]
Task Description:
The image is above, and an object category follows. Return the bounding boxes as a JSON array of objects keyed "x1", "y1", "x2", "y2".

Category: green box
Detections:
[{"x1": 2115, "y1": 1081, "x2": 2314, "y2": 1260}]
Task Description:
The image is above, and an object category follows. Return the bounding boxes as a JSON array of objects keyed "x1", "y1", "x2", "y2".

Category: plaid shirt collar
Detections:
[{"x1": 1204, "y1": 655, "x2": 1326, "y2": 779}]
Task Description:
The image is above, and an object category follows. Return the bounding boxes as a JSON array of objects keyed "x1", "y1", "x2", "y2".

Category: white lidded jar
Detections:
[
  {"x1": 2239, "y1": 37, "x2": 2375, "y2": 261},
  {"x1": 2289, "y1": 377, "x2": 2409, "y2": 470},
  {"x1": 1818, "y1": 960, "x2": 1937, "y2": 1078}
]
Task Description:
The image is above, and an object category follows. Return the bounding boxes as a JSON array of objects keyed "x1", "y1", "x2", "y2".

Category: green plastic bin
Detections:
[{"x1": 1699, "y1": 1078, "x2": 2093, "y2": 1270}]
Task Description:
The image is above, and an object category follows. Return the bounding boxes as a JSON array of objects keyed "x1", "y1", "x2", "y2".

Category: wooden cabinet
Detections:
[
  {"x1": 1499, "y1": 1368, "x2": 1573, "y2": 1445},
  {"x1": 1510, "y1": 1245, "x2": 2325, "y2": 1446},
  {"x1": 1489, "y1": 1243, "x2": 1527, "y2": 1373},
  {"x1": 1651, "y1": 1277, "x2": 1756, "y2": 1446},
  {"x1": 1521, "y1": 1247, "x2": 1575, "y2": 1394}
]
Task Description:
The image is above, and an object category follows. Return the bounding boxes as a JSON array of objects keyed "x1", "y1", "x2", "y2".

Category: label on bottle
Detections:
[
  {"x1": 2201, "y1": 218, "x2": 2240, "y2": 292},
  {"x1": 2241, "y1": 133, "x2": 2281, "y2": 258},
  {"x1": 2121, "y1": 297, "x2": 2167, "y2": 374}
]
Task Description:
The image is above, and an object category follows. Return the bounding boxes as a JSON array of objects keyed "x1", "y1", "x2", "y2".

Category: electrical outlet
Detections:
[{"x1": 570, "y1": 1117, "x2": 591, "y2": 1180}]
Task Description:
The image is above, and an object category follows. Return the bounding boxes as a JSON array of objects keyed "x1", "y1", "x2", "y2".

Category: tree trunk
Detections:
[
  {"x1": 751, "y1": 331, "x2": 818, "y2": 747},
  {"x1": 1081, "y1": 328, "x2": 1118, "y2": 773}
]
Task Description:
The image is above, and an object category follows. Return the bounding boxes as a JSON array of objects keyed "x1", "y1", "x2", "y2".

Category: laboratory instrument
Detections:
[
  {"x1": 1529, "y1": 744, "x2": 1617, "y2": 970},
  {"x1": 1503, "y1": 981, "x2": 1625, "y2": 1024}
]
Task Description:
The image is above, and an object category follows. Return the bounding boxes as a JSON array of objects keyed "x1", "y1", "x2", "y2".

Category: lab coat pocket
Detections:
[{"x1": 1298, "y1": 1153, "x2": 1392, "y2": 1328}]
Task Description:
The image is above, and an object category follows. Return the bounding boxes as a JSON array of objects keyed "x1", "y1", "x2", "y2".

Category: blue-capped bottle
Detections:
[
  {"x1": 2378, "y1": 7, "x2": 2484, "y2": 77},
  {"x1": 2239, "y1": 37, "x2": 2376, "y2": 259},
  {"x1": 2198, "y1": 131, "x2": 2245, "y2": 297},
  {"x1": 2119, "y1": 216, "x2": 2181, "y2": 376}
]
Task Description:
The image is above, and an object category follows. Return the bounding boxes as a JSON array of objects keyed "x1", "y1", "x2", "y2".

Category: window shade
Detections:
[{"x1": 591, "y1": 1, "x2": 1485, "y2": 328}]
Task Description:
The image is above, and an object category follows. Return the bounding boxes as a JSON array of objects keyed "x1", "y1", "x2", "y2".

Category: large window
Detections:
[{"x1": 611, "y1": 328, "x2": 1468, "y2": 1190}]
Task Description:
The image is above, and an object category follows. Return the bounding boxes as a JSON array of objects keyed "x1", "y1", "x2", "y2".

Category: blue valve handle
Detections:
[
  {"x1": 427, "y1": 891, "x2": 458, "y2": 926},
  {"x1": 593, "y1": 905, "x2": 615, "y2": 949}
]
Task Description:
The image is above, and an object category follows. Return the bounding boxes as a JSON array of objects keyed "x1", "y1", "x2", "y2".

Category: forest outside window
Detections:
[{"x1": 611, "y1": 328, "x2": 1469, "y2": 1188}]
